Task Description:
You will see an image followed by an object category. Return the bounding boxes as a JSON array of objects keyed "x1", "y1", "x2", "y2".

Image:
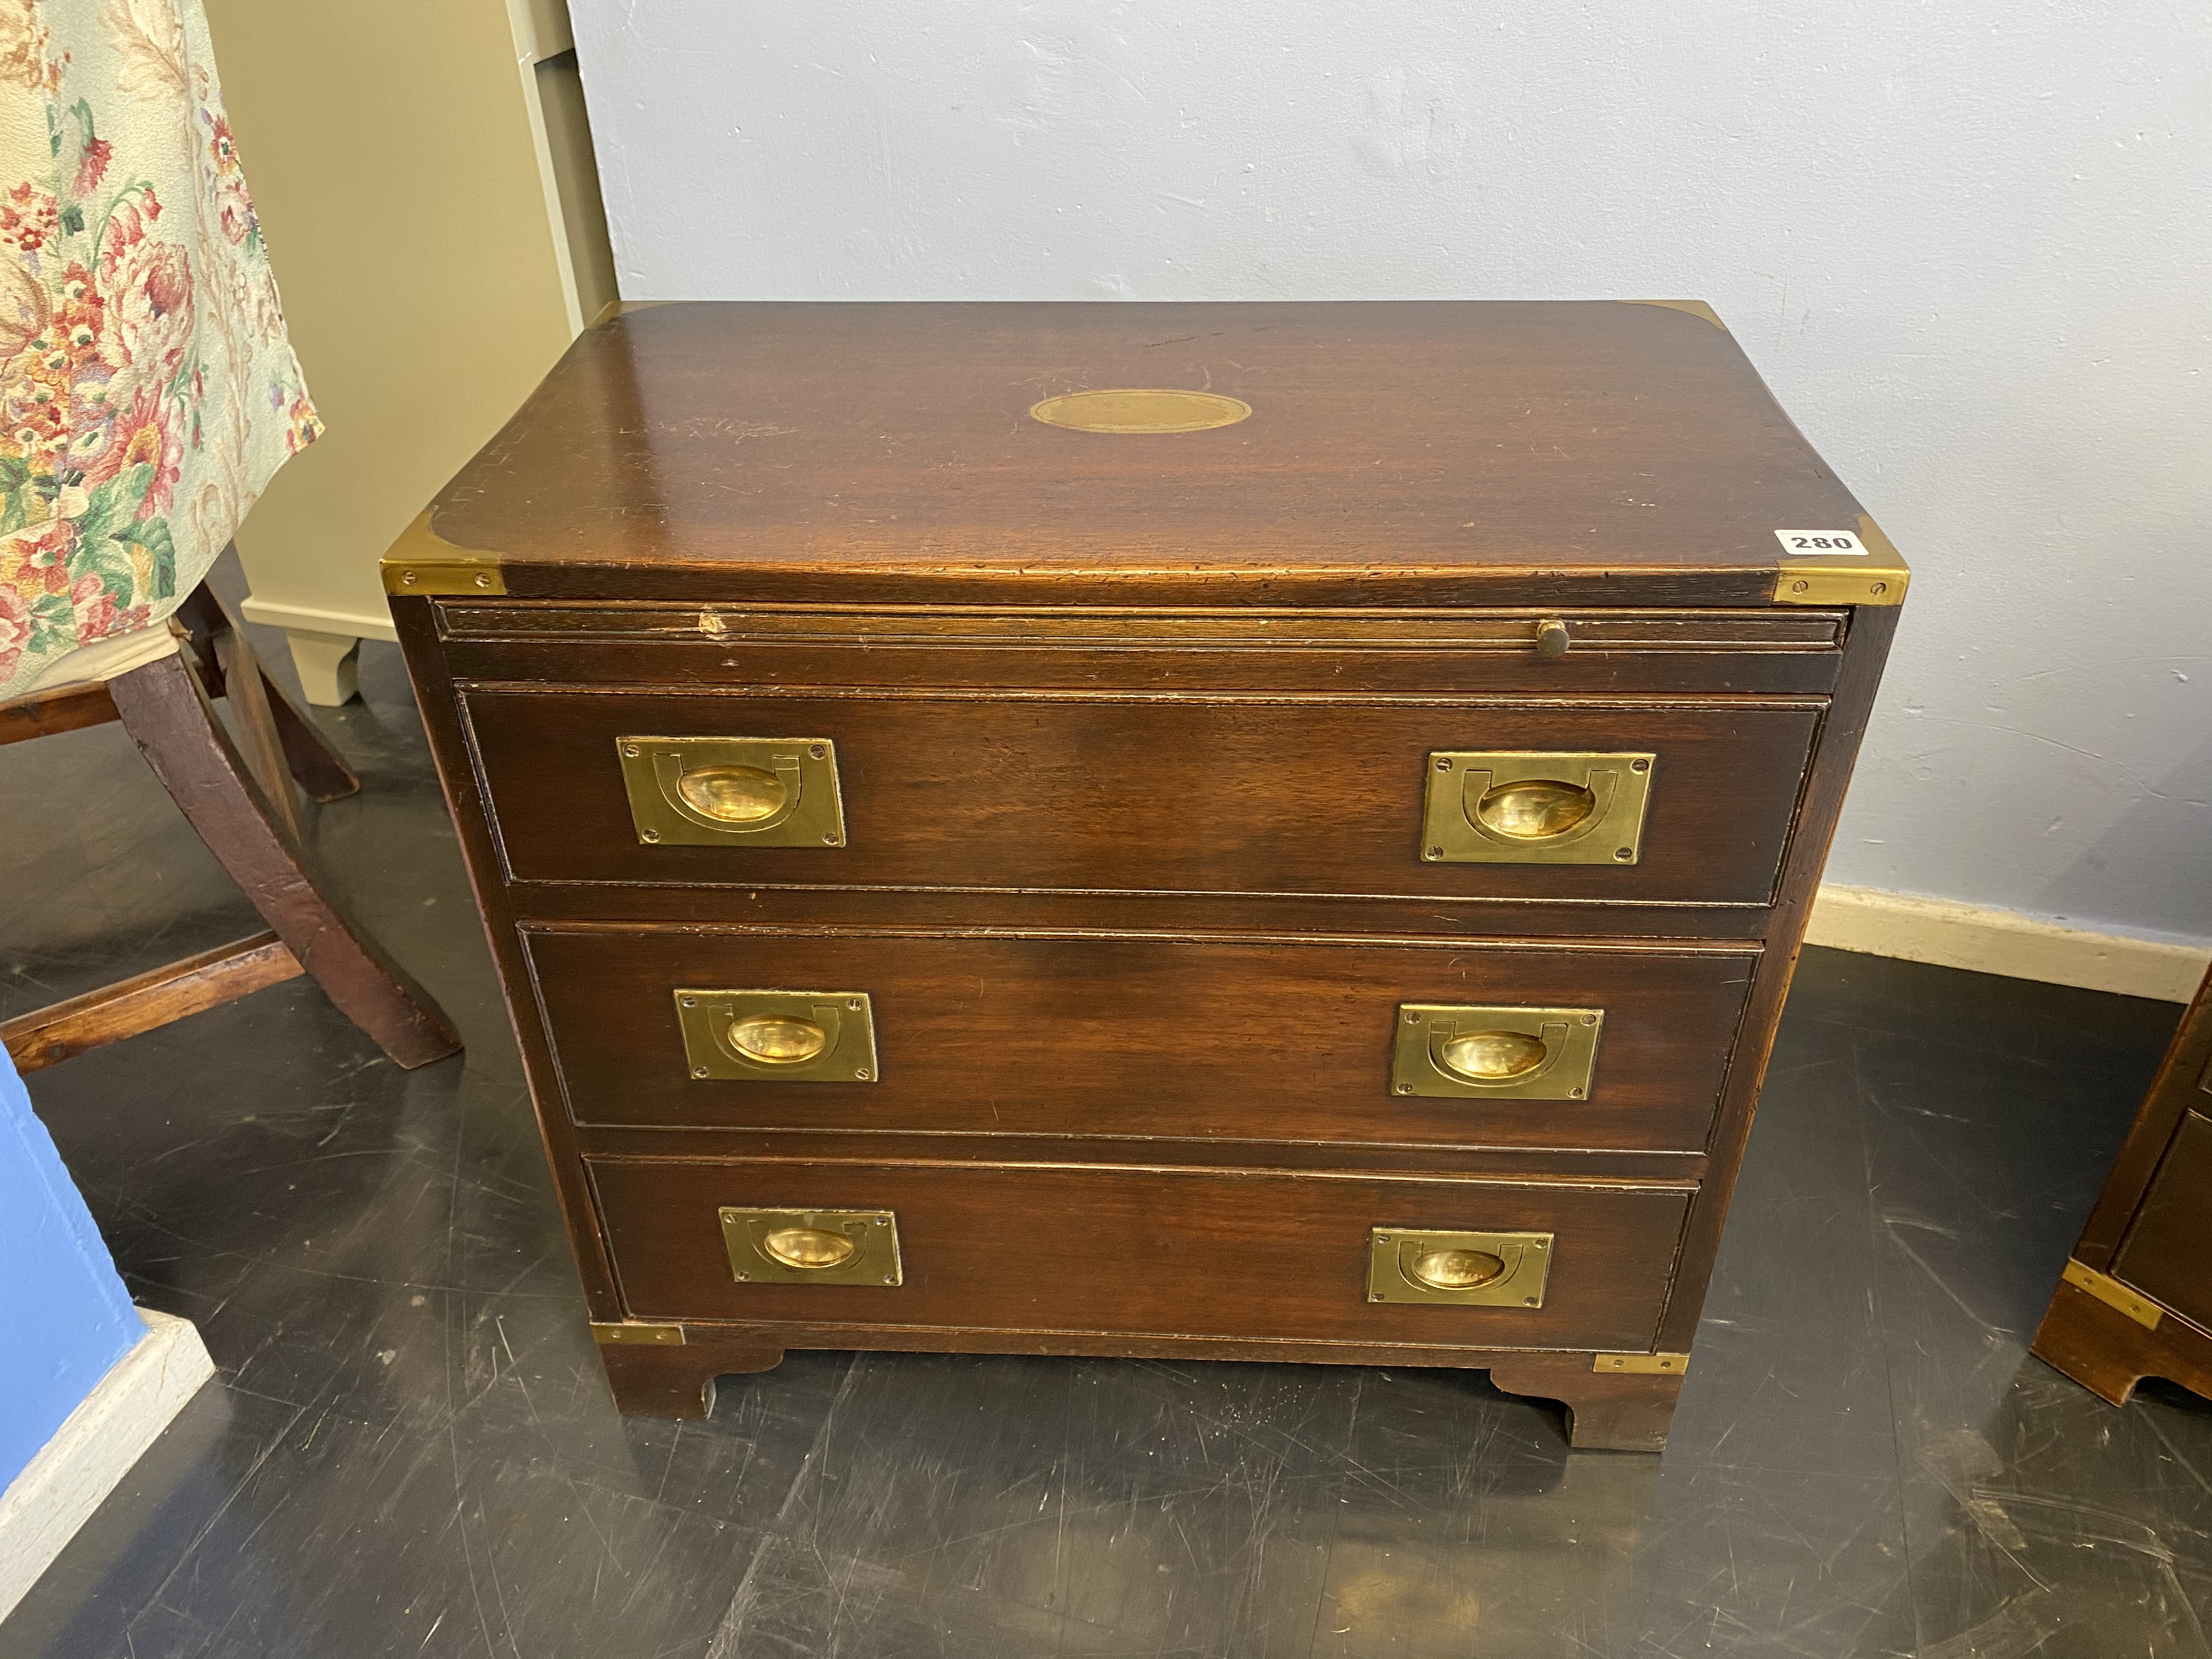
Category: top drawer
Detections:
[{"x1": 461, "y1": 687, "x2": 1821, "y2": 905}]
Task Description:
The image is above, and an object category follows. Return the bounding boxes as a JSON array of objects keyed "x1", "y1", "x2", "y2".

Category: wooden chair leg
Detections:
[
  {"x1": 177, "y1": 580, "x2": 359, "y2": 804},
  {"x1": 2, "y1": 933, "x2": 302, "y2": 1073},
  {"x1": 258, "y1": 663, "x2": 361, "y2": 804},
  {"x1": 215, "y1": 623, "x2": 303, "y2": 843},
  {"x1": 106, "y1": 650, "x2": 460, "y2": 1070}
]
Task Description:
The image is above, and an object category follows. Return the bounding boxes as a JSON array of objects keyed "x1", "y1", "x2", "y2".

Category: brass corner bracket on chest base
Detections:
[
  {"x1": 1594, "y1": 1351, "x2": 1690, "y2": 1375},
  {"x1": 380, "y1": 510, "x2": 506, "y2": 596},
  {"x1": 2061, "y1": 1260, "x2": 2162, "y2": 1330},
  {"x1": 592, "y1": 1321, "x2": 686, "y2": 1346}
]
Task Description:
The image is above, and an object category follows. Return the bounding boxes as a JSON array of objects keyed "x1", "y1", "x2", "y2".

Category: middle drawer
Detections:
[{"x1": 524, "y1": 927, "x2": 1758, "y2": 1153}]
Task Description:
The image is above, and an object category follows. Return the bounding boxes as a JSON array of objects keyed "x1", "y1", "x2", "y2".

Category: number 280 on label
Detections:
[{"x1": 1775, "y1": 529, "x2": 1866, "y2": 556}]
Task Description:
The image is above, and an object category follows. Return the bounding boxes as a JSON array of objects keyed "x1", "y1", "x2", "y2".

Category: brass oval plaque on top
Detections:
[{"x1": 1028, "y1": 388, "x2": 1252, "y2": 434}]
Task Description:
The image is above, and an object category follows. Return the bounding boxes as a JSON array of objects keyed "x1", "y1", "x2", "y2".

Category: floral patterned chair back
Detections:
[{"x1": 0, "y1": 0, "x2": 317, "y2": 701}]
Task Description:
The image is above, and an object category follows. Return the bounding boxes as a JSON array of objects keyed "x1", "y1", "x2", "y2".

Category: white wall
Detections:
[{"x1": 572, "y1": 1, "x2": 2212, "y2": 950}]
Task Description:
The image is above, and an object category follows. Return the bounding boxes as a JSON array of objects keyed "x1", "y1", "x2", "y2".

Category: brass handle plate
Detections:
[
  {"x1": 1391, "y1": 1003, "x2": 1602, "y2": 1100},
  {"x1": 617, "y1": 735, "x2": 845, "y2": 847},
  {"x1": 675, "y1": 989, "x2": 879, "y2": 1084},
  {"x1": 1368, "y1": 1228, "x2": 1554, "y2": 1307},
  {"x1": 1420, "y1": 750, "x2": 1655, "y2": 865},
  {"x1": 719, "y1": 1207, "x2": 902, "y2": 1286}
]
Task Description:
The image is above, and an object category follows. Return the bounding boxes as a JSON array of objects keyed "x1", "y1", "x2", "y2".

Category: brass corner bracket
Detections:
[
  {"x1": 2061, "y1": 1259, "x2": 2162, "y2": 1330},
  {"x1": 592, "y1": 298, "x2": 673, "y2": 327},
  {"x1": 1627, "y1": 299, "x2": 1728, "y2": 331},
  {"x1": 591, "y1": 1320, "x2": 686, "y2": 1346},
  {"x1": 1771, "y1": 514, "x2": 1910, "y2": 607},
  {"x1": 380, "y1": 509, "x2": 506, "y2": 596},
  {"x1": 1593, "y1": 1351, "x2": 1690, "y2": 1375}
]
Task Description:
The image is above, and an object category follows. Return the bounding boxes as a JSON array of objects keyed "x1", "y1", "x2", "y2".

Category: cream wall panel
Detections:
[{"x1": 206, "y1": 0, "x2": 588, "y2": 699}]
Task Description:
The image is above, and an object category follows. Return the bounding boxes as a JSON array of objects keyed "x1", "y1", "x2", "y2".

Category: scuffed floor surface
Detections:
[{"x1": 2, "y1": 583, "x2": 2207, "y2": 1658}]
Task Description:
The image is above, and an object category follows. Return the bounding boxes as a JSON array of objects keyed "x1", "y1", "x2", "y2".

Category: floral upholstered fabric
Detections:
[{"x1": 0, "y1": 0, "x2": 317, "y2": 699}]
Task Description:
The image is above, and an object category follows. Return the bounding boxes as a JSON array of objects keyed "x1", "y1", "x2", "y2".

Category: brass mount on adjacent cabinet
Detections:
[{"x1": 1368, "y1": 1229, "x2": 1554, "y2": 1307}]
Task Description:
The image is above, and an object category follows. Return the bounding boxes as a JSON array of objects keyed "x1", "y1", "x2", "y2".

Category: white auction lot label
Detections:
[{"x1": 1775, "y1": 530, "x2": 1867, "y2": 556}]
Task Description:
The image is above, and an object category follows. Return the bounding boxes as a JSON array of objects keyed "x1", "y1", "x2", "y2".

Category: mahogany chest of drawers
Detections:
[{"x1": 386, "y1": 300, "x2": 1906, "y2": 1450}]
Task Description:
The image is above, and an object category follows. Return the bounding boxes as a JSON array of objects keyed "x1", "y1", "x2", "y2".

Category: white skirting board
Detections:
[
  {"x1": 1807, "y1": 884, "x2": 2212, "y2": 1004},
  {"x1": 0, "y1": 1310, "x2": 215, "y2": 1622}
]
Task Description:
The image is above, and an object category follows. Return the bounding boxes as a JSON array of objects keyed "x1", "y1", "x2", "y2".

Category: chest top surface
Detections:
[{"x1": 411, "y1": 301, "x2": 1901, "y2": 605}]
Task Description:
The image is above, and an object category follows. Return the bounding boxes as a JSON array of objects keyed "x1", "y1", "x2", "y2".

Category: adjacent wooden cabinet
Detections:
[
  {"x1": 2034, "y1": 963, "x2": 2212, "y2": 1406},
  {"x1": 386, "y1": 300, "x2": 1907, "y2": 1450}
]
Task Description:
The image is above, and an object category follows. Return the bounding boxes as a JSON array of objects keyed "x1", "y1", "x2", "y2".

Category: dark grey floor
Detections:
[{"x1": 3, "y1": 568, "x2": 2208, "y2": 1657}]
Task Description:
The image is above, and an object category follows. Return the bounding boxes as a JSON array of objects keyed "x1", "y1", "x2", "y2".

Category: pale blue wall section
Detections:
[{"x1": 0, "y1": 1050, "x2": 142, "y2": 1491}]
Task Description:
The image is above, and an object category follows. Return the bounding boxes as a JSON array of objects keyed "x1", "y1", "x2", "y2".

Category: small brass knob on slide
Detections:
[{"x1": 1535, "y1": 618, "x2": 1570, "y2": 658}]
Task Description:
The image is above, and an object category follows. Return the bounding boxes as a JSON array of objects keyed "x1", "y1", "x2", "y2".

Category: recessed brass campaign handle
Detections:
[
  {"x1": 618, "y1": 736, "x2": 845, "y2": 847},
  {"x1": 1420, "y1": 751, "x2": 1655, "y2": 865},
  {"x1": 675, "y1": 989, "x2": 879, "y2": 1083},
  {"x1": 720, "y1": 1207, "x2": 902, "y2": 1285},
  {"x1": 1392, "y1": 1004, "x2": 1602, "y2": 1100},
  {"x1": 1368, "y1": 1228, "x2": 1554, "y2": 1306}
]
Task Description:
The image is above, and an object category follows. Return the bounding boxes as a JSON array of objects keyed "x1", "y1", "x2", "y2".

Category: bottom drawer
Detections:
[{"x1": 589, "y1": 1157, "x2": 1693, "y2": 1353}]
